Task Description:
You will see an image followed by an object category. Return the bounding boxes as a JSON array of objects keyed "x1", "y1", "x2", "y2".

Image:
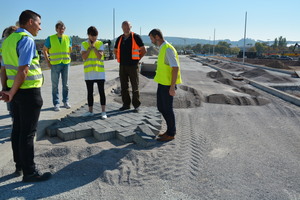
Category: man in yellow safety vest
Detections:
[{"x1": 42, "y1": 21, "x2": 72, "y2": 111}]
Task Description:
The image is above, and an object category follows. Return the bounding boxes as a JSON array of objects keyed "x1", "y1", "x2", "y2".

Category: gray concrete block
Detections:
[
  {"x1": 93, "y1": 128, "x2": 116, "y2": 141},
  {"x1": 57, "y1": 127, "x2": 76, "y2": 141},
  {"x1": 116, "y1": 131, "x2": 136, "y2": 143},
  {"x1": 133, "y1": 131, "x2": 157, "y2": 147},
  {"x1": 46, "y1": 122, "x2": 61, "y2": 137},
  {"x1": 136, "y1": 124, "x2": 156, "y2": 137},
  {"x1": 117, "y1": 120, "x2": 133, "y2": 127},
  {"x1": 146, "y1": 124, "x2": 160, "y2": 136},
  {"x1": 143, "y1": 118, "x2": 161, "y2": 130},
  {"x1": 71, "y1": 124, "x2": 93, "y2": 139},
  {"x1": 114, "y1": 126, "x2": 128, "y2": 133}
]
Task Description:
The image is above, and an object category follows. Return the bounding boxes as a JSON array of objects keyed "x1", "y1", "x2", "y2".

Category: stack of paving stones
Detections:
[{"x1": 46, "y1": 102, "x2": 162, "y2": 147}]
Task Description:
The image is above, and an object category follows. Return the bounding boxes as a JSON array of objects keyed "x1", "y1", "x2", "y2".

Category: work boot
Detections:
[{"x1": 22, "y1": 171, "x2": 52, "y2": 182}]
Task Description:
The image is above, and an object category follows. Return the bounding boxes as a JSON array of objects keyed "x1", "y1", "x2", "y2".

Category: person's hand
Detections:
[
  {"x1": 169, "y1": 86, "x2": 176, "y2": 96},
  {"x1": 46, "y1": 60, "x2": 51, "y2": 69},
  {"x1": 0, "y1": 91, "x2": 10, "y2": 102}
]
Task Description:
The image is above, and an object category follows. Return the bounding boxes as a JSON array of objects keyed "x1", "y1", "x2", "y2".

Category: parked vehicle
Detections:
[{"x1": 279, "y1": 55, "x2": 293, "y2": 60}]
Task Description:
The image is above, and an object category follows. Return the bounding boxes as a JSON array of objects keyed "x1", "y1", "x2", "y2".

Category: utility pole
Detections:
[
  {"x1": 213, "y1": 28, "x2": 215, "y2": 56},
  {"x1": 243, "y1": 11, "x2": 247, "y2": 64},
  {"x1": 113, "y1": 8, "x2": 115, "y2": 46}
]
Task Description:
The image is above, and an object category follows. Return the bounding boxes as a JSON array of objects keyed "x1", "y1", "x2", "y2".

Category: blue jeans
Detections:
[
  {"x1": 157, "y1": 84, "x2": 176, "y2": 136},
  {"x1": 51, "y1": 64, "x2": 69, "y2": 106}
]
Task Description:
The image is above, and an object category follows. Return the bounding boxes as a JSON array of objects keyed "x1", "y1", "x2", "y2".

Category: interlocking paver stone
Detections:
[
  {"x1": 46, "y1": 102, "x2": 162, "y2": 147},
  {"x1": 117, "y1": 131, "x2": 136, "y2": 143}
]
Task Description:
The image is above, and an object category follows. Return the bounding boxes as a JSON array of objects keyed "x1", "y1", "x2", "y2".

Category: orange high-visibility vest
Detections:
[{"x1": 116, "y1": 32, "x2": 140, "y2": 63}]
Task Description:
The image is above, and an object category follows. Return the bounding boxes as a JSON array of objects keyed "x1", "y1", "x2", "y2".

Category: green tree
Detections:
[
  {"x1": 278, "y1": 36, "x2": 287, "y2": 49},
  {"x1": 202, "y1": 44, "x2": 213, "y2": 54},
  {"x1": 254, "y1": 42, "x2": 268, "y2": 55},
  {"x1": 191, "y1": 44, "x2": 202, "y2": 53},
  {"x1": 229, "y1": 47, "x2": 240, "y2": 55}
]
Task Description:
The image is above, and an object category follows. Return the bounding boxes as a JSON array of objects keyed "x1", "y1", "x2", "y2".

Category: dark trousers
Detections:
[
  {"x1": 119, "y1": 64, "x2": 141, "y2": 108},
  {"x1": 157, "y1": 84, "x2": 176, "y2": 136},
  {"x1": 85, "y1": 80, "x2": 106, "y2": 106},
  {"x1": 11, "y1": 88, "x2": 43, "y2": 175}
]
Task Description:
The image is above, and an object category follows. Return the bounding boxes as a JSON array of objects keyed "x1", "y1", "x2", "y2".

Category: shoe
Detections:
[
  {"x1": 101, "y1": 112, "x2": 107, "y2": 119},
  {"x1": 64, "y1": 102, "x2": 71, "y2": 109},
  {"x1": 119, "y1": 106, "x2": 130, "y2": 111},
  {"x1": 54, "y1": 104, "x2": 60, "y2": 111},
  {"x1": 82, "y1": 112, "x2": 94, "y2": 117},
  {"x1": 158, "y1": 131, "x2": 168, "y2": 137},
  {"x1": 14, "y1": 169, "x2": 22, "y2": 177},
  {"x1": 157, "y1": 135, "x2": 175, "y2": 142},
  {"x1": 133, "y1": 107, "x2": 140, "y2": 113},
  {"x1": 22, "y1": 171, "x2": 52, "y2": 182}
]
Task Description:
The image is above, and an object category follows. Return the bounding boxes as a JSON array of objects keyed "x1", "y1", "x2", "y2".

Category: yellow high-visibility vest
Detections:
[
  {"x1": 154, "y1": 42, "x2": 182, "y2": 86},
  {"x1": 2, "y1": 32, "x2": 43, "y2": 89},
  {"x1": 82, "y1": 40, "x2": 105, "y2": 76},
  {"x1": 49, "y1": 34, "x2": 71, "y2": 65}
]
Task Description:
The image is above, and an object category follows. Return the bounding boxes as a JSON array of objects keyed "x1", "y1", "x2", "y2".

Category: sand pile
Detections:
[
  {"x1": 265, "y1": 60, "x2": 291, "y2": 69},
  {"x1": 110, "y1": 74, "x2": 202, "y2": 109},
  {"x1": 239, "y1": 68, "x2": 294, "y2": 83},
  {"x1": 217, "y1": 63, "x2": 245, "y2": 72},
  {"x1": 206, "y1": 70, "x2": 270, "y2": 106}
]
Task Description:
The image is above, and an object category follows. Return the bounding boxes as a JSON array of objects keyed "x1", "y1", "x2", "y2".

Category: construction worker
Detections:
[
  {"x1": 114, "y1": 21, "x2": 146, "y2": 112},
  {"x1": 42, "y1": 21, "x2": 72, "y2": 111},
  {"x1": 81, "y1": 26, "x2": 107, "y2": 119},
  {"x1": 1, "y1": 26, "x2": 18, "y2": 119},
  {"x1": 0, "y1": 10, "x2": 52, "y2": 182},
  {"x1": 148, "y1": 29, "x2": 182, "y2": 142}
]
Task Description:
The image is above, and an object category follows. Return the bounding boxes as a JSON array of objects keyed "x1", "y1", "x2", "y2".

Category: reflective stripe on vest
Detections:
[
  {"x1": 82, "y1": 40, "x2": 105, "y2": 74},
  {"x1": 154, "y1": 42, "x2": 182, "y2": 86},
  {"x1": 116, "y1": 32, "x2": 140, "y2": 63},
  {"x1": 2, "y1": 32, "x2": 43, "y2": 89},
  {"x1": 49, "y1": 34, "x2": 71, "y2": 65}
]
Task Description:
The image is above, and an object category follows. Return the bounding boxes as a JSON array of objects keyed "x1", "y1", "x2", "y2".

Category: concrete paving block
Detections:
[
  {"x1": 60, "y1": 118, "x2": 78, "y2": 126},
  {"x1": 114, "y1": 126, "x2": 128, "y2": 133},
  {"x1": 146, "y1": 124, "x2": 160, "y2": 136},
  {"x1": 46, "y1": 121, "x2": 61, "y2": 137},
  {"x1": 143, "y1": 118, "x2": 161, "y2": 130},
  {"x1": 136, "y1": 124, "x2": 156, "y2": 137},
  {"x1": 117, "y1": 120, "x2": 133, "y2": 127},
  {"x1": 94, "y1": 119, "x2": 112, "y2": 128},
  {"x1": 93, "y1": 127, "x2": 116, "y2": 141},
  {"x1": 133, "y1": 131, "x2": 157, "y2": 147},
  {"x1": 71, "y1": 124, "x2": 93, "y2": 139},
  {"x1": 119, "y1": 117, "x2": 136, "y2": 124},
  {"x1": 116, "y1": 131, "x2": 136, "y2": 143},
  {"x1": 57, "y1": 127, "x2": 76, "y2": 141}
]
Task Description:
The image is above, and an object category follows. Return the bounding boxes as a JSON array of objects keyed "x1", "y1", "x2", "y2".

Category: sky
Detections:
[{"x1": 1, "y1": 0, "x2": 299, "y2": 43}]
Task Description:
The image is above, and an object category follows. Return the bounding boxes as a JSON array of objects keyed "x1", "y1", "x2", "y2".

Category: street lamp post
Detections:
[{"x1": 243, "y1": 11, "x2": 247, "y2": 64}]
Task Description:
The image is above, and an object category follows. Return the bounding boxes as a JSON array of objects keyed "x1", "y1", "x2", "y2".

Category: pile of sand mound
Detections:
[
  {"x1": 266, "y1": 60, "x2": 291, "y2": 69},
  {"x1": 110, "y1": 74, "x2": 202, "y2": 109},
  {"x1": 239, "y1": 68, "x2": 294, "y2": 83},
  {"x1": 217, "y1": 63, "x2": 245, "y2": 72}
]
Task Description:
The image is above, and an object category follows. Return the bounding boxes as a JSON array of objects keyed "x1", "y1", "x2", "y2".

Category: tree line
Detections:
[{"x1": 175, "y1": 36, "x2": 295, "y2": 55}]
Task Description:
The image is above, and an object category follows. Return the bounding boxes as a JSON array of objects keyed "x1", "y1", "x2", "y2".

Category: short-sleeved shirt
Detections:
[
  {"x1": 0, "y1": 38, "x2": 3, "y2": 66},
  {"x1": 44, "y1": 35, "x2": 72, "y2": 66},
  {"x1": 160, "y1": 41, "x2": 179, "y2": 67},
  {"x1": 1, "y1": 28, "x2": 37, "y2": 70},
  {"x1": 114, "y1": 33, "x2": 144, "y2": 66}
]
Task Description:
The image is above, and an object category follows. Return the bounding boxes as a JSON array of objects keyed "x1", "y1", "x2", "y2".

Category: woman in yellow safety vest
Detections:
[{"x1": 81, "y1": 26, "x2": 107, "y2": 119}]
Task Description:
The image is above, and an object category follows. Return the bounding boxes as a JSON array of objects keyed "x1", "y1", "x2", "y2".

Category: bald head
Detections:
[{"x1": 121, "y1": 21, "x2": 132, "y2": 36}]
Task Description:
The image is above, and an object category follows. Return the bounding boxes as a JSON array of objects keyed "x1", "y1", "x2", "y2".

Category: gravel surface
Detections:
[{"x1": 0, "y1": 56, "x2": 300, "y2": 200}]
